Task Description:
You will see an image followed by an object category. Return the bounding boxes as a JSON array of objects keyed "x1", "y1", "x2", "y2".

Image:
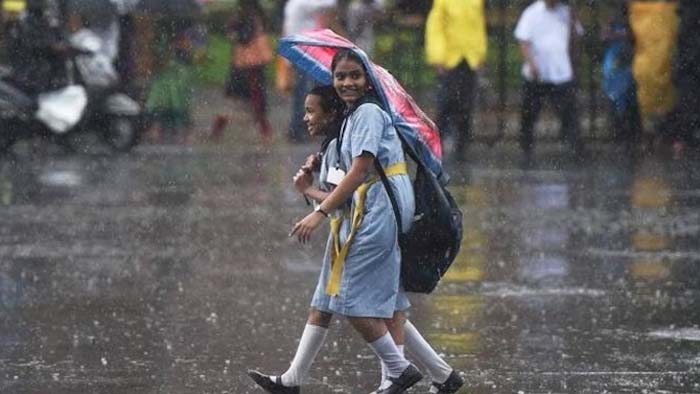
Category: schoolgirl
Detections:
[{"x1": 249, "y1": 50, "x2": 463, "y2": 394}]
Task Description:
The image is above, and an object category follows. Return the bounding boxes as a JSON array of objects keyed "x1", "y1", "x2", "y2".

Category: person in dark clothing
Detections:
[
  {"x1": 4, "y1": 0, "x2": 67, "y2": 98},
  {"x1": 226, "y1": 0, "x2": 274, "y2": 140},
  {"x1": 601, "y1": 0, "x2": 642, "y2": 148},
  {"x1": 425, "y1": 0, "x2": 488, "y2": 161},
  {"x1": 514, "y1": 0, "x2": 585, "y2": 159},
  {"x1": 662, "y1": 0, "x2": 700, "y2": 147}
]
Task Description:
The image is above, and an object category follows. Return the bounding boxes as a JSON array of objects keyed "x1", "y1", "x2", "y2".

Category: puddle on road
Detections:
[
  {"x1": 1, "y1": 148, "x2": 700, "y2": 393},
  {"x1": 38, "y1": 170, "x2": 83, "y2": 187},
  {"x1": 479, "y1": 284, "x2": 607, "y2": 299},
  {"x1": 649, "y1": 328, "x2": 700, "y2": 342}
]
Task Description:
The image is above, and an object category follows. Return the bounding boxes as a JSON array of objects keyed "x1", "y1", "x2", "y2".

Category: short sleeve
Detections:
[
  {"x1": 514, "y1": 9, "x2": 532, "y2": 42},
  {"x1": 349, "y1": 104, "x2": 385, "y2": 159}
]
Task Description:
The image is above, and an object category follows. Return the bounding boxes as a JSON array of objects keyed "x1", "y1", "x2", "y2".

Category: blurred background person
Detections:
[
  {"x1": 514, "y1": 0, "x2": 585, "y2": 159},
  {"x1": 3, "y1": 0, "x2": 68, "y2": 99},
  {"x1": 282, "y1": 0, "x2": 344, "y2": 143},
  {"x1": 144, "y1": 19, "x2": 196, "y2": 145},
  {"x1": 425, "y1": 0, "x2": 488, "y2": 162},
  {"x1": 346, "y1": 0, "x2": 385, "y2": 57},
  {"x1": 601, "y1": 0, "x2": 641, "y2": 150},
  {"x1": 659, "y1": 0, "x2": 699, "y2": 149},
  {"x1": 224, "y1": 0, "x2": 274, "y2": 141},
  {"x1": 627, "y1": 0, "x2": 679, "y2": 144}
]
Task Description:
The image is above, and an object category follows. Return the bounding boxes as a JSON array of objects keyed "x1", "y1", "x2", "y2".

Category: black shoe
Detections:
[
  {"x1": 247, "y1": 370, "x2": 300, "y2": 394},
  {"x1": 431, "y1": 370, "x2": 464, "y2": 394},
  {"x1": 377, "y1": 364, "x2": 423, "y2": 394}
]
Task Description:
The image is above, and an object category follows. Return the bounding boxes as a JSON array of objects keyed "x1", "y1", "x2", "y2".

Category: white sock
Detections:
[
  {"x1": 405, "y1": 341, "x2": 430, "y2": 381},
  {"x1": 378, "y1": 344, "x2": 404, "y2": 391},
  {"x1": 368, "y1": 332, "x2": 410, "y2": 379},
  {"x1": 280, "y1": 324, "x2": 328, "y2": 386},
  {"x1": 404, "y1": 320, "x2": 452, "y2": 383}
]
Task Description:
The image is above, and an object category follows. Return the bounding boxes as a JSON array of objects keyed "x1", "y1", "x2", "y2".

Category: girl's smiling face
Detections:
[
  {"x1": 333, "y1": 58, "x2": 368, "y2": 107},
  {"x1": 303, "y1": 94, "x2": 332, "y2": 137}
]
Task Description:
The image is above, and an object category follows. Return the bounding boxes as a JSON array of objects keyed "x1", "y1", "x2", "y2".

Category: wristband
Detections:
[{"x1": 314, "y1": 205, "x2": 329, "y2": 218}]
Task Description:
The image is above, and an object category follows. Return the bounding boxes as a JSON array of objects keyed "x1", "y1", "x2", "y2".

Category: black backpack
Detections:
[{"x1": 375, "y1": 135, "x2": 463, "y2": 294}]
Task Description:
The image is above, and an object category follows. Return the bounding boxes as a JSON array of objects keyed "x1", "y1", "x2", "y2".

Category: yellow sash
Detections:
[{"x1": 326, "y1": 162, "x2": 408, "y2": 296}]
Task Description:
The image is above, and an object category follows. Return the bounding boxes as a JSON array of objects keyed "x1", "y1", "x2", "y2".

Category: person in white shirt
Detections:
[
  {"x1": 283, "y1": 0, "x2": 342, "y2": 143},
  {"x1": 347, "y1": 0, "x2": 386, "y2": 56},
  {"x1": 514, "y1": 0, "x2": 585, "y2": 158}
]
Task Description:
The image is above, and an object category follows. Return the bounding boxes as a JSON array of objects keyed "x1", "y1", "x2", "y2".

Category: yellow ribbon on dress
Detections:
[{"x1": 326, "y1": 162, "x2": 408, "y2": 296}]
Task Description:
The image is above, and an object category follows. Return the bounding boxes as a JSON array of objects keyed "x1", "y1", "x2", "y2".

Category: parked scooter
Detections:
[
  {"x1": 70, "y1": 28, "x2": 141, "y2": 151},
  {"x1": 0, "y1": 61, "x2": 87, "y2": 152},
  {"x1": 0, "y1": 29, "x2": 141, "y2": 153}
]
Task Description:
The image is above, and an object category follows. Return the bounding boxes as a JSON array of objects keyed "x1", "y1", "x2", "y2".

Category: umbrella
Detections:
[{"x1": 278, "y1": 29, "x2": 447, "y2": 183}]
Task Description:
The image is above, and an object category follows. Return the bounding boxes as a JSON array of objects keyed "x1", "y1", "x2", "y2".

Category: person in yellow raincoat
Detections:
[
  {"x1": 628, "y1": 0, "x2": 679, "y2": 119},
  {"x1": 425, "y1": 0, "x2": 488, "y2": 161}
]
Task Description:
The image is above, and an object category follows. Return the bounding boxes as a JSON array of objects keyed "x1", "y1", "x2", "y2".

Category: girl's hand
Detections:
[
  {"x1": 293, "y1": 169, "x2": 314, "y2": 194},
  {"x1": 290, "y1": 211, "x2": 325, "y2": 244},
  {"x1": 302, "y1": 154, "x2": 321, "y2": 173}
]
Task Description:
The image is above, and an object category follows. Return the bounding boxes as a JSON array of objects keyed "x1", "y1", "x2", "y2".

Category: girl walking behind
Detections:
[
  {"x1": 301, "y1": 86, "x2": 464, "y2": 394},
  {"x1": 248, "y1": 51, "x2": 463, "y2": 394},
  {"x1": 224, "y1": 0, "x2": 274, "y2": 140}
]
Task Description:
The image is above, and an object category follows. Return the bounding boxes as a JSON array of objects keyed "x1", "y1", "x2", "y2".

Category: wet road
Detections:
[{"x1": 1, "y1": 136, "x2": 699, "y2": 394}]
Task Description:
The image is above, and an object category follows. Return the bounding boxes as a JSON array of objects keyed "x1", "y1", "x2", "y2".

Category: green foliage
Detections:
[
  {"x1": 485, "y1": 35, "x2": 523, "y2": 91},
  {"x1": 374, "y1": 28, "x2": 435, "y2": 95}
]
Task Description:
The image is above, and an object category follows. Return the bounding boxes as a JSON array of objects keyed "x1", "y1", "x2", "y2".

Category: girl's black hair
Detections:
[
  {"x1": 308, "y1": 85, "x2": 344, "y2": 117},
  {"x1": 306, "y1": 85, "x2": 344, "y2": 152},
  {"x1": 330, "y1": 48, "x2": 379, "y2": 107},
  {"x1": 234, "y1": 0, "x2": 266, "y2": 45},
  {"x1": 331, "y1": 48, "x2": 368, "y2": 74}
]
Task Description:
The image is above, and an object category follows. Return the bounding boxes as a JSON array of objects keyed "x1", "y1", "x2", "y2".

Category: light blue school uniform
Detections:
[{"x1": 310, "y1": 102, "x2": 414, "y2": 319}]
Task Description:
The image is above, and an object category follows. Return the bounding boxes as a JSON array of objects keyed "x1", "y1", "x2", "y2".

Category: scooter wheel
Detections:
[{"x1": 104, "y1": 116, "x2": 138, "y2": 152}]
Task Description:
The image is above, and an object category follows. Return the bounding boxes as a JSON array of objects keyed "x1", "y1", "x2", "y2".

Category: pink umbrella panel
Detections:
[{"x1": 278, "y1": 29, "x2": 447, "y2": 183}]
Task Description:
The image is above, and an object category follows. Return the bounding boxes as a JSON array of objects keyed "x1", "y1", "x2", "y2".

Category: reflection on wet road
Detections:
[{"x1": 1, "y1": 144, "x2": 699, "y2": 393}]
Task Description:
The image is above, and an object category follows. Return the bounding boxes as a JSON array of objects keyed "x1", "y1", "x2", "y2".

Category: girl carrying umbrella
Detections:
[
  {"x1": 248, "y1": 47, "x2": 464, "y2": 394},
  {"x1": 250, "y1": 48, "x2": 420, "y2": 394}
]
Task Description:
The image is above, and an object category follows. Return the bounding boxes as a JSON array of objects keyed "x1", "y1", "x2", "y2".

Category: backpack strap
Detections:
[
  {"x1": 373, "y1": 126, "x2": 431, "y2": 236},
  {"x1": 374, "y1": 158, "x2": 403, "y2": 235}
]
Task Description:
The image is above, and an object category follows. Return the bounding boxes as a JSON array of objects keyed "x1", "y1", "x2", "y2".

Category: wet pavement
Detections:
[{"x1": 1, "y1": 124, "x2": 700, "y2": 393}]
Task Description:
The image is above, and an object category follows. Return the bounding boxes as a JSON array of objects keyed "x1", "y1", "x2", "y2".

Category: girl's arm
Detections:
[
  {"x1": 518, "y1": 40, "x2": 539, "y2": 81},
  {"x1": 290, "y1": 153, "x2": 374, "y2": 243},
  {"x1": 305, "y1": 188, "x2": 330, "y2": 204}
]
